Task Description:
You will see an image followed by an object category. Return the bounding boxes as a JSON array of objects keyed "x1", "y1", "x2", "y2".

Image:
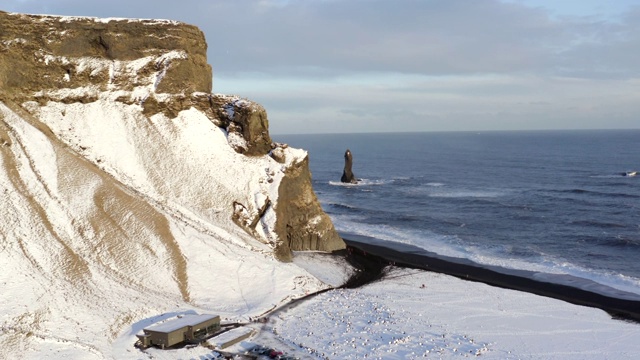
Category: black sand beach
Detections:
[{"x1": 341, "y1": 233, "x2": 640, "y2": 323}]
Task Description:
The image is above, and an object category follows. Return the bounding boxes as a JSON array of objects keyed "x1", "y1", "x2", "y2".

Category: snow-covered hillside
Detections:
[{"x1": 0, "y1": 11, "x2": 344, "y2": 359}]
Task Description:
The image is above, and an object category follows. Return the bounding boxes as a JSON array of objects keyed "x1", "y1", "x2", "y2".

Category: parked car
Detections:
[
  {"x1": 248, "y1": 345, "x2": 272, "y2": 356},
  {"x1": 276, "y1": 355, "x2": 298, "y2": 360}
]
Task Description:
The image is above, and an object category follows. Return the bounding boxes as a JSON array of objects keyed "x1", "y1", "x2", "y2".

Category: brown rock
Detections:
[
  {"x1": 0, "y1": 11, "x2": 211, "y2": 103},
  {"x1": 212, "y1": 96, "x2": 273, "y2": 156},
  {"x1": 274, "y1": 155, "x2": 345, "y2": 261},
  {"x1": 341, "y1": 149, "x2": 358, "y2": 183}
]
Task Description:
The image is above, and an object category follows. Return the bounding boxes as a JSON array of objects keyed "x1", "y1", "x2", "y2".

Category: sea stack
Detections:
[{"x1": 341, "y1": 149, "x2": 358, "y2": 184}]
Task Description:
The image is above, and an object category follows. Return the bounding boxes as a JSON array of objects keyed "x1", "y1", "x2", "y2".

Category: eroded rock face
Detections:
[
  {"x1": 0, "y1": 12, "x2": 211, "y2": 102},
  {"x1": 213, "y1": 95, "x2": 273, "y2": 156},
  {"x1": 341, "y1": 149, "x2": 358, "y2": 183},
  {"x1": 0, "y1": 10, "x2": 344, "y2": 258},
  {"x1": 275, "y1": 156, "x2": 345, "y2": 261}
]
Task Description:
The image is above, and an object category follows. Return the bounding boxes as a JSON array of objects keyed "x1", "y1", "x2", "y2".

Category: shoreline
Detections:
[{"x1": 341, "y1": 233, "x2": 640, "y2": 323}]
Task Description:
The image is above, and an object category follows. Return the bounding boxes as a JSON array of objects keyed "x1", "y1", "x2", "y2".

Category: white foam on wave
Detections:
[
  {"x1": 426, "y1": 182, "x2": 445, "y2": 187},
  {"x1": 469, "y1": 251, "x2": 640, "y2": 297},
  {"x1": 334, "y1": 215, "x2": 640, "y2": 297},
  {"x1": 330, "y1": 213, "x2": 368, "y2": 223},
  {"x1": 331, "y1": 215, "x2": 469, "y2": 259},
  {"x1": 428, "y1": 190, "x2": 506, "y2": 198},
  {"x1": 328, "y1": 178, "x2": 391, "y2": 187},
  {"x1": 400, "y1": 183, "x2": 508, "y2": 198}
]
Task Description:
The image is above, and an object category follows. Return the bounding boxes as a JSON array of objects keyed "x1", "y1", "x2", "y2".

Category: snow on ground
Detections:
[
  {"x1": 1, "y1": 31, "x2": 331, "y2": 358},
  {"x1": 4, "y1": 83, "x2": 639, "y2": 359},
  {"x1": 270, "y1": 267, "x2": 640, "y2": 359},
  {"x1": 122, "y1": 343, "x2": 223, "y2": 360},
  {"x1": 208, "y1": 326, "x2": 254, "y2": 348},
  {"x1": 292, "y1": 251, "x2": 355, "y2": 288},
  {"x1": 0, "y1": 95, "x2": 326, "y2": 359},
  {"x1": 27, "y1": 97, "x2": 301, "y2": 246}
]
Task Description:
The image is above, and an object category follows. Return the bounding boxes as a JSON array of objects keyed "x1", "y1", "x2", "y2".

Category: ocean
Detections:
[{"x1": 276, "y1": 130, "x2": 640, "y2": 297}]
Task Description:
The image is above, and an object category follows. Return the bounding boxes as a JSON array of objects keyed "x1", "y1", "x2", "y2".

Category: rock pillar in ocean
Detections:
[{"x1": 341, "y1": 149, "x2": 358, "y2": 184}]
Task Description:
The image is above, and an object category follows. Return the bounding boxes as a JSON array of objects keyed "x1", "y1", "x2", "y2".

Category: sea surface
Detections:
[{"x1": 276, "y1": 130, "x2": 640, "y2": 296}]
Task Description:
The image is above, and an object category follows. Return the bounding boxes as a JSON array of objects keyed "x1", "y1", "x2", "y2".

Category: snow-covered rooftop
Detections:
[
  {"x1": 145, "y1": 314, "x2": 219, "y2": 333},
  {"x1": 208, "y1": 327, "x2": 254, "y2": 348}
]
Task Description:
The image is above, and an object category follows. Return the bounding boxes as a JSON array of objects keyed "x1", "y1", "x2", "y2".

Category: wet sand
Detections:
[{"x1": 341, "y1": 233, "x2": 640, "y2": 323}]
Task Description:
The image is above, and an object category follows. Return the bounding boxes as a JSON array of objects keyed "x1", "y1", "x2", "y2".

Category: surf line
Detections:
[{"x1": 340, "y1": 233, "x2": 640, "y2": 324}]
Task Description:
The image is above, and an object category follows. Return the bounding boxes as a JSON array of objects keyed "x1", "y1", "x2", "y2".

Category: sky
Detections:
[{"x1": 3, "y1": 0, "x2": 640, "y2": 134}]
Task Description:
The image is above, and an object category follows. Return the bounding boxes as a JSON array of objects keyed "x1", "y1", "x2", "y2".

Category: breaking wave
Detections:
[{"x1": 328, "y1": 179, "x2": 392, "y2": 186}]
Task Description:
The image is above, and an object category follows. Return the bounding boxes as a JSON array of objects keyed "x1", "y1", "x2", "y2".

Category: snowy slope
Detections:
[
  {"x1": 0, "y1": 13, "x2": 336, "y2": 359},
  {"x1": 0, "y1": 96, "x2": 332, "y2": 359}
]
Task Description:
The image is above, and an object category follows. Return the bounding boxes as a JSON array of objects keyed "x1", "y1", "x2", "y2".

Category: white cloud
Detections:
[{"x1": 4, "y1": 0, "x2": 640, "y2": 133}]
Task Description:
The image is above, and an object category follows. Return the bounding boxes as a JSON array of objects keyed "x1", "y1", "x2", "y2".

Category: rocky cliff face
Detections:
[
  {"x1": 0, "y1": 11, "x2": 344, "y2": 259},
  {"x1": 0, "y1": 11, "x2": 344, "y2": 358},
  {"x1": 275, "y1": 155, "x2": 344, "y2": 260},
  {"x1": 0, "y1": 13, "x2": 211, "y2": 102}
]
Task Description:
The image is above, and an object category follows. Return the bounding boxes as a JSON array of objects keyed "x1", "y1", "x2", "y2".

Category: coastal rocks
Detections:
[
  {"x1": 275, "y1": 156, "x2": 345, "y2": 261},
  {"x1": 341, "y1": 149, "x2": 358, "y2": 184}
]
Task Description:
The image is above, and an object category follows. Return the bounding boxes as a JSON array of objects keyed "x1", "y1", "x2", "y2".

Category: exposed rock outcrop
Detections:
[
  {"x1": 275, "y1": 155, "x2": 345, "y2": 261},
  {"x1": 216, "y1": 96, "x2": 273, "y2": 156},
  {"x1": 341, "y1": 149, "x2": 358, "y2": 184},
  {"x1": 0, "y1": 12, "x2": 211, "y2": 102}
]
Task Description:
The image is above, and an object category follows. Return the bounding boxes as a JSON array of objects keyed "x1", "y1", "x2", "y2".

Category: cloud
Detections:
[
  {"x1": 3, "y1": 0, "x2": 640, "y2": 133},
  {"x1": 6, "y1": 0, "x2": 640, "y2": 79},
  {"x1": 213, "y1": 0, "x2": 640, "y2": 80},
  {"x1": 554, "y1": 6, "x2": 640, "y2": 79},
  {"x1": 236, "y1": 73, "x2": 640, "y2": 134},
  {"x1": 205, "y1": 0, "x2": 566, "y2": 77},
  {"x1": 234, "y1": 1, "x2": 635, "y2": 80}
]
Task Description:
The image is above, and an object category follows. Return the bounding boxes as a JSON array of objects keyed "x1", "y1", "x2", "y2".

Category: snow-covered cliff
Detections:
[{"x1": 0, "y1": 11, "x2": 344, "y2": 359}]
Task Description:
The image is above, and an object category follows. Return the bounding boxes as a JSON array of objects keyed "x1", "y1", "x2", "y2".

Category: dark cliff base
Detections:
[
  {"x1": 340, "y1": 235, "x2": 640, "y2": 324},
  {"x1": 335, "y1": 248, "x2": 388, "y2": 289}
]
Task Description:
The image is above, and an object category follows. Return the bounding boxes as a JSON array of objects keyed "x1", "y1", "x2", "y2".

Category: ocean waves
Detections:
[
  {"x1": 281, "y1": 131, "x2": 640, "y2": 299},
  {"x1": 328, "y1": 178, "x2": 392, "y2": 186},
  {"x1": 545, "y1": 188, "x2": 640, "y2": 199}
]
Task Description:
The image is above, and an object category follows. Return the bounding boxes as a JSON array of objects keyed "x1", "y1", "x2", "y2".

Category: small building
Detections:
[{"x1": 137, "y1": 314, "x2": 220, "y2": 349}]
